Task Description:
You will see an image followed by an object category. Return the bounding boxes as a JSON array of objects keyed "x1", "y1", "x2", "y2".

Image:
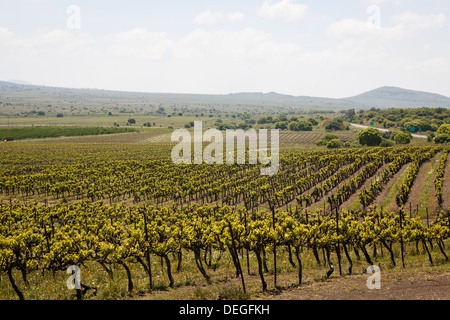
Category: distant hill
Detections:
[
  {"x1": 0, "y1": 81, "x2": 449, "y2": 110},
  {"x1": 342, "y1": 86, "x2": 450, "y2": 108},
  {"x1": 7, "y1": 80, "x2": 33, "y2": 85}
]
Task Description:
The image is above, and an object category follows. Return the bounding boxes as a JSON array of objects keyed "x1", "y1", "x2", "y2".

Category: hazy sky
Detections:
[{"x1": 0, "y1": 0, "x2": 449, "y2": 98}]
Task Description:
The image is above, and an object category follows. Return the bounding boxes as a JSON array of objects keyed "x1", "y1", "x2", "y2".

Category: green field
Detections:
[{"x1": 0, "y1": 126, "x2": 137, "y2": 141}]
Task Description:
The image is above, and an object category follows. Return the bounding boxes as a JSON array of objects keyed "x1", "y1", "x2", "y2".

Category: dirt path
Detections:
[
  {"x1": 373, "y1": 163, "x2": 411, "y2": 212},
  {"x1": 405, "y1": 153, "x2": 441, "y2": 217},
  {"x1": 265, "y1": 271, "x2": 450, "y2": 300}
]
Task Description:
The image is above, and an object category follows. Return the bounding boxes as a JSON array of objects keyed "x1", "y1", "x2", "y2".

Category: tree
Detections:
[
  {"x1": 437, "y1": 124, "x2": 450, "y2": 135},
  {"x1": 325, "y1": 117, "x2": 346, "y2": 131},
  {"x1": 56, "y1": 113, "x2": 64, "y2": 118},
  {"x1": 307, "y1": 117, "x2": 318, "y2": 126},
  {"x1": 326, "y1": 139, "x2": 341, "y2": 149},
  {"x1": 128, "y1": 119, "x2": 136, "y2": 125},
  {"x1": 344, "y1": 109, "x2": 356, "y2": 120},
  {"x1": 358, "y1": 128, "x2": 382, "y2": 146},
  {"x1": 393, "y1": 132, "x2": 411, "y2": 144},
  {"x1": 435, "y1": 134, "x2": 450, "y2": 144},
  {"x1": 316, "y1": 133, "x2": 339, "y2": 146},
  {"x1": 380, "y1": 139, "x2": 394, "y2": 147},
  {"x1": 275, "y1": 122, "x2": 288, "y2": 130},
  {"x1": 289, "y1": 120, "x2": 312, "y2": 132}
]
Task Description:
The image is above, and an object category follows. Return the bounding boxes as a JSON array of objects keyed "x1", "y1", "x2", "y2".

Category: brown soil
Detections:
[
  {"x1": 373, "y1": 163, "x2": 410, "y2": 212},
  {"x1": 138, "y1": 268, "x2": 450, "y2": 301},
  {"x1": 404, "y1": 153, "x2": 441, "y2": 217},
  {"x1": 263, "y1": 271, "x2": 450, "y2": 300}
]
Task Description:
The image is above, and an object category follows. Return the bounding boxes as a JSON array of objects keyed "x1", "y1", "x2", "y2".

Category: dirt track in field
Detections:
[
  {"x1": 258, "y1": 271, "x2": 450, "y2": 300},
  {"x1": 404, "y1": 153, "x2": 441, "y2": 217}
]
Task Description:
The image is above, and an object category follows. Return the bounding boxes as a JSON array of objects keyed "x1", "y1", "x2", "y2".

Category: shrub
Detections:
[
  {"x1": 358, "y1": 127, "x2": 382, "y2": 146},
  {"x1": 275, "y1": 122, "x2": 288, "y2": 130},
  {"x1": 435, "y1": 134, "x2": 450, "y2": 144},
  {"x1": 289, "y1": 120, "x2": 312, "y2": 131},
  {"x1": 437, "y1": 124, "x2": 450, "y2": 135},
  {"x1": 326, "y1": 139, "x2": 341, "y2": 149},
  {"x1": 380, "y1": 139, "x2": 394, "y2": 147},
  {"x1": 393, "y1": 132, "x2": 412, "y2": 144},
  {"x1": 316, "y1": 133, "x2": 339, "y2": 146},
  {"x1": 325, "y1": 117, "x2": 346, "y2": 131}
]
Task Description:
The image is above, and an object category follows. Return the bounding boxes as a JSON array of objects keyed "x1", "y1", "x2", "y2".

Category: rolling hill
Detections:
[
  {"x1": 1, "y1": 81, "x2": 449, "y2": 110},
  {"x1": 343, "y1": 86, "x2": 450, "y2": 108}
]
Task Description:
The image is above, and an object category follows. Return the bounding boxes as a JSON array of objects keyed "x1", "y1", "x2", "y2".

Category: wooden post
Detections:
[
  {"x1": 228, "y1": 222, "x2": 246, "y2": 294},
  {"x1": 244, "y1": 208, "x2": 250, "y2": 275},
  {"x1": 269, "y1": 200, "x2": 277, "y2": 288},
  {"x1": 143, "y1": 208, "x2": 153, "y2": 291},
  {"x1": 335, "y1": 207, "x2": 342, "y2": 276},
  {"x1": 399, "y1": 209, "x2": 405, "y2": 268}
]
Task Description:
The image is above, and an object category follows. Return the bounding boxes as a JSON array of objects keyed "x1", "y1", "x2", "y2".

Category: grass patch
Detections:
[{"x1": 380, "y1": 163, "x2": 411, "y2": 210}]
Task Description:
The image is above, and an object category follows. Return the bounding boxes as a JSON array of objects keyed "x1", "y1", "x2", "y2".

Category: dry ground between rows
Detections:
[
  {"x1": 404, "y1": 153, "x2": 441, "y2": 217},
  {"x1": 263, "y1": 271, "x2": 450, "y2": 300}
]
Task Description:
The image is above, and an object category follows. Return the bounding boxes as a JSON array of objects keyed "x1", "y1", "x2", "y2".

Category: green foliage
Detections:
[
  {"x1": 326, "y1": 139, "x2": 341, "y2": 149},
  {"x1": 435, "y1": 134, "x2": 450, "y2": 144},
  {"x1": 275, "y1": 122, "x2": 288, "y2": 130},
  {"x1": 185, "y1": 122, "x2": 195, "y2": 129},
  {"x1": 127, "y1": 118, "x2": 136, "y2": 124},
  {"x1": 393, "y1": 131, "x2": 412, "y2": 144},
  {"x1": 358, "y1": 127, "x2": 382, "y2": 146},
  {"x1": 359, "y1": 107, "x2": 450, "y2": 133},
  {"x1": 316, "y1": 133, "x2": 339, "y2": 146},
  {"x1": 437, "y1": 124, "x2": 450, "y2": 135},
  {"x1": 307, "y1": 117, "x2": 318, "y2": 126},
  {"x1": 325, "y1": 117, "x2": 346, "y2": 131},
  {"x1": 288, "y1": 120, "x2": 312, "y2": 132},
  {"x1": 380, "y1": 139, "x2": 394, "y2": 147}
]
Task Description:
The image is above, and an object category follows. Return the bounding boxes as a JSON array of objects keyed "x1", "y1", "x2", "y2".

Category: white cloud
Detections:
[
  {"x1": 0, "y1": 27, "x2": 14, "y2": 39},
  {"x1": 327, "y1": 11, "x2": 446, "y2": 41},
  {"x1": 393, "y1": 12, "x2": 446, "y2": 31},
  {"x1": 193, "y1": 10, "x2": 245, "y2": 25},
  {"x1": 0, "y1": 5, "x2": 449, "y2": 99},
  {"x1": 193, "y1": 10, "x2": 224, "y2": 25},
  {"x1": 106, "y1": 28, "x2": 173, "y2": 60},
  {"x1": 257, "y1": 0, "x2": 308, "y2": 22},
  {"x1": 174, "y1": 28, "x2": 300, "y2": 63},
  {"x1": 227, "y1": 12, "x2": 245, "y2": 22}
]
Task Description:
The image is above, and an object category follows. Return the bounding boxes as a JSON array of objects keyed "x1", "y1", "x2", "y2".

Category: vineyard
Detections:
[{"x1": 0, "y1": 139, "x2": 449, "y2": 300}]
